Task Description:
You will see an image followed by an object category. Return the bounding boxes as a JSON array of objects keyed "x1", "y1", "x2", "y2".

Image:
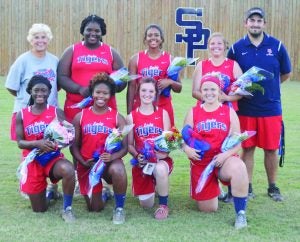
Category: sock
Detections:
[
  {"x1": 227, "y1": 185, "x2": 232, "y2": 196},
  {"x1": 233, "y1": 196, "x2": 247, "y2": 214},
  {"x1": 63, "y1": 194, "x2": 73, "y2": 210},
  {"x1": 102, "y1": 192, "x2": 109, "y2": 203},
  {"x1": 46, "y1": 191, "x2": 54, "y2": 201},
  {"x1": 114, "y1": 193, "x2": 126, "y2": 208},
  {"x1": 158, "y1": 195, "x2": 168, "y2": 206},
  {"x1": 248, "y1": 183, "x2": 253, "y2": 193},
  {"x1": 269, "y1": 183, "x2": 276, "y2": 189}
]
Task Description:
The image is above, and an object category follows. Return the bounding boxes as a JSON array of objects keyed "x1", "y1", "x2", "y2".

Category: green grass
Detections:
[{"x1": 0, "y1": 76, "x2": 300, "y2": 242}]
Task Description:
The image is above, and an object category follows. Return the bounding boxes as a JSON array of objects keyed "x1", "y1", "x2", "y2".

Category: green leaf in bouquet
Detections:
[{"x1": 245, "y1": 83, "x2": 265, "y2": 95}]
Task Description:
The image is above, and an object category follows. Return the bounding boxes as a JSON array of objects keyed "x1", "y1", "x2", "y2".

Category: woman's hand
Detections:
[
  {"x1": 184, "y1": 145, "x2": 201, "y2": 161},
  {"x1": 37, "y1": 140, "x2": 56, "y2": 153},
  {"x1": 213, "y1": 153, "x2": 228, "y2": 167},
  {"x1": 157, "y1": 79, "x2": 172, "y2": 91},
  {"x1": 100, "y1": 152, "x2": 112, "y2": 163},
  {"x1": 81, "y1": 158, "x2": 96, "y2": 168},
  {"x1": 136, "y1": 154, "x2": 147, "y2": 168}
]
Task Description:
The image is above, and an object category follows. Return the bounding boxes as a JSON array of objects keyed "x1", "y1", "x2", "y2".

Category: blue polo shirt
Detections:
[{"x1": 227, "y1": 33, "x2": 291, "y2": 117}]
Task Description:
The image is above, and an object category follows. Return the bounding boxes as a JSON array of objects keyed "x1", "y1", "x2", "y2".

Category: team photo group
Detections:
[{"x1": 4, "y1": 6, "x2": 291, "y2": 230}]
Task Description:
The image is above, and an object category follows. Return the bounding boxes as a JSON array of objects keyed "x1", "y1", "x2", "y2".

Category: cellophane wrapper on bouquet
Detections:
[
  {"x1": 229, "y1": 66, "x2": 274, "y2": 97},
  {"x1": 195, "y1": 130, "x2": 256, "y2": 194},
  {"x1": 17, "y1": 119, "x2": 75, "y2": 185},
  {"x1": 87, "y1": 124, "x2": 133, "y2": 198}
]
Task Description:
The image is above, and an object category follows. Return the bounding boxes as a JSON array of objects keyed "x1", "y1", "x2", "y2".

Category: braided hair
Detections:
[
  {"x1": 80, "y1": 14, "x2": 107, "y2": 36},
  {"x1": 26, "y1": 75, "x2": 52, "y2": 106}
]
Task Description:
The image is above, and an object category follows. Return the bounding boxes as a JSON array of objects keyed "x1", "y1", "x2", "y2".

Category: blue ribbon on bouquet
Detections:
[
  {"x1": 161, "y1": 57, "x2": 198, "y2": 97},
  {"x1": 181, "y1": 125, "x2": 211, "y2": 159},
  {"x1": 130, "y1": 140, "x2": 156, "y2": 166}
]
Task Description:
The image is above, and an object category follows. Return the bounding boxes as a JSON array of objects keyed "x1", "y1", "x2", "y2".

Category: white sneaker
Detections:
[
  {"x1": 61, "y1": 206, "x2": 76, "y2": 223},
  {"x1": 235, "y1": 210, "x2": 247, "y2": 229},
  {"x1": 113, "y1": 207, "x2": 125, "y2": 225}
]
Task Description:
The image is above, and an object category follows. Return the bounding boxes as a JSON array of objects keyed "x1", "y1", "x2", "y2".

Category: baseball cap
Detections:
[{"x1": 245, "y1": 7, "x2": 265, "y2": 19}]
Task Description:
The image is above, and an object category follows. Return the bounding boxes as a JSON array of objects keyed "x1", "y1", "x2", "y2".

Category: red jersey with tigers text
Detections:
[
  {"x1": 134, "y1": 50, "x2": 174, "y2": 125},
  {"x1": 132, "y1": 107, "x2": 164, "y2": 152},
  {"x1": 192, "y1": 104, "x2": 231, "y2": 164},
  {"x1": 79, "y1": 107, "x2": 118, "y2": 160},
  {"x1": 64, "y1": 42, "x2": 116, "y2": 122},
  {"x1": 21, "y1": 105, "x2": 57, "y2": 157}
]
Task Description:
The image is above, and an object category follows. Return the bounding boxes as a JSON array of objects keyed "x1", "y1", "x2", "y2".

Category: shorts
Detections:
[
  {"x1": 238, "y1": 115, "x2": 282, "y2": 150},
  {"x1": 132, "y1": 157, "x2": 173, "y2": 196},
  {"x1": 77, "y1": 162, "x2": 103, "y2": 196},
  {"x1": 20, "y1": 155, "x2": 63, "y2": 194},
  {"x1": 10, "y1": 113, "x2": 17, "y2": 141},
  {"x1": 190, "y1": 162, "x2": 219, "y2": 201}
]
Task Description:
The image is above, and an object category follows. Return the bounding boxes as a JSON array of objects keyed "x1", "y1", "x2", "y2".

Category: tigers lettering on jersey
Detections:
[
  {"x1": 141, "y1": 65, "x2": 163, "y2": 77},
  {"x1": 196, "y1": 119, "x2": 227, "y2": 132},
  {"x1": 77, "y1": 55, "x2": 109, "y2": 65},
  {"x1": 83, "y1": 122, "x2": 112, "y2": 135},
  {"x1": 25, "y1": 121, "x2": 48, "y2": 136},
  {"x1": 135, "y1": 123, "x2": 163, "y2": 137}
]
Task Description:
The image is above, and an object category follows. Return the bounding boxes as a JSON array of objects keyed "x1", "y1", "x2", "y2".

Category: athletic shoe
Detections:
[
  {"x1": 46, "y1": 184, "x2": 62, "y2": 200},
  {"x1": 113, "y1": 207, "x2": 125, "y2": 224},
  {"x1": 222, "y1": 192, "x2": 233, "y2": 203},
  {"x1": 154, "y1": 205, "x2": 169, "y2": 220},
  {"x1": 235, "y1": 210, "x2": 247, "y2": 229},
  {"x1": 268, "y1": 186, "x2": 283, "y2": 202},
  {"x1": 102, "y1": 186, "x2": 113, "y2": 202},
  {"x1": 218, "y1": 189, "x2": 227, "y2": 201},
  {"x1": 61, "y1": 206, "x2": 76, "y2": 223},
  {"x1": 248, "y1": 192, "x2": 255, "y2": 200}
]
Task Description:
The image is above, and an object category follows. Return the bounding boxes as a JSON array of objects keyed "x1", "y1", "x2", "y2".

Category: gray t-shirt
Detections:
[{"x1": 5, "y1": 51, "x2": 59, "y2": 113}]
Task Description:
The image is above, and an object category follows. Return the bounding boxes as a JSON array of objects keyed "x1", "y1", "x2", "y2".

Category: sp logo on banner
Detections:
[{"x1": 175, "y1": 8, "x2": 211, "y2": 62}]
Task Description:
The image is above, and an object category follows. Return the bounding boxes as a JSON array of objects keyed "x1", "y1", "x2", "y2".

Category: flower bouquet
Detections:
[
  {"x1": 130, "y1": 127, "x2": 183, "y2": 175},
  {"x1": 109, "y1": 67, "x2": 141, "y2": 87},
  {"x1": 87, "y1": 124, "x2": 133, "y2": 198},
  {"x1": 229, "y1": 66, "x2": 274, "y2": 96},
  {"x1": 161, "y1": 57, "x2": 199, "y2": 97},
  {"x1": 195, "y1": 130, "x2": 256, "y2": 194},
  {"x1": 181, "y1": 125, "x2": 211, "y2": 159},
  {"x1": 204, "y1": 72, "x2": 231, "y2": 93},
  {"x1": 69, "y1": 68, "x2": 141, "y2": 109},
  {"x1": 153, "y1": 127, "x2": 183, "y2": 153},
  {"x1": 17, "y1": 119, "x2": 75, "y2": 185}
]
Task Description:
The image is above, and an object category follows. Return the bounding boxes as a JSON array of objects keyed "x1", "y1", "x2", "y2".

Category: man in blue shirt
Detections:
[{"x1": 227, "y1": 7, "x2": 291, "y2": 202}]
